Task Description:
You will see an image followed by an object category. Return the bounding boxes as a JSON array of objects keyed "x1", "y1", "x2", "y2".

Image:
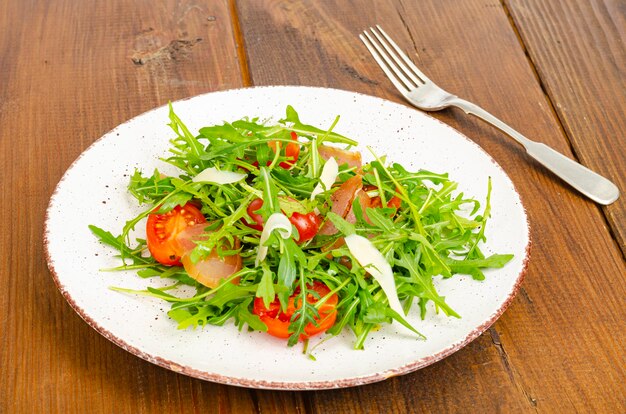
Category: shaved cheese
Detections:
[
  {"x1": 310, "y1": 157, "x2": 339, "y2": 201},
  {"x1": 193, "y1": 167, "x2": 246, "y2": 184},
  {"x1": 255, "y1": 213, "x2": 293, "y2": 266},
  {"x1": 344, "y1": 234, "x2": 404, "y2": 316}
]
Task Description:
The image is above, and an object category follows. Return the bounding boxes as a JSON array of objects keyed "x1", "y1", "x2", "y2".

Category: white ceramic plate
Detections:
[{"x1": 45, "y1": 86, "x2": 530, "y2": 390}]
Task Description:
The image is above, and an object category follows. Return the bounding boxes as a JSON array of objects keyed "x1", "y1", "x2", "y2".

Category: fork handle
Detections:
[{"x1": 451, "y1": 98, "x2": 619, "y2": 205}]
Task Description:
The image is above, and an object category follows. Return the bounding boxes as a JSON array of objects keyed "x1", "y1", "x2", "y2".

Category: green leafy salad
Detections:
[{"x1": 90, "y1": 104, "x2": 513, "y2": 350}]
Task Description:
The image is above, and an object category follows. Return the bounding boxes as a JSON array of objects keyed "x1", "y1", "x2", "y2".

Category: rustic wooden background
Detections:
[{"x1": 1, "y1": 0, "x2": 624, "y2": 412}]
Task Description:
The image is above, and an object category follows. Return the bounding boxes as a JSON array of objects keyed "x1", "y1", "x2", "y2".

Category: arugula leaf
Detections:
[
  {"x1": 277, "y1": 240, "x2": 297, "y2": 290},
  {"x1": 128, "y1": 169, "x2": 176, "y2": 204},
  {"x1": 258, "y1": 166, "x2": 280, "y2": 217},
  {"x1": 256, "y1": 263, "x2": 276, "y2": 308},
  {"x1": 205, "y1": 283, "x2": 256, "y2": 309},
  {"x1": 155, "y1": 192, "x2": 193, "y2": 214},
  {"x1": 363, "y1": 301, "x2": 389, "y2": 324},
  {"x1": 446, "y1": 254, "x2": 514, "y2": 279},
  {"x1": 166, "y1": 102, "x2": 207, "y2": 173},
  {"x1": 395, "y1": 248, "x2": 459, "y2": 318},
  {"x1": 281, "y1": 105, "x2": 356, "y2": 145},
  {"x1": 366, "y1": 208, "x2": 395, "y2": 232},
  {"x1": 198, "y1": 122, "x2": 249, "y2": 143},
  {"x1": 326, "y1": 212, "x2": 355, "y2": 236},
  {"x1": 89, "y1": 225, "x2": 152, "y2": 266},
  {"x1": 90, "y1": 105, "x2": 515, "y2": 354},
  {"x1": 287, "y1": 273, "x2": 318, "y2": 347},
  {"x1": 235, "y1": 298, "x2": 267, "y2": 332}
]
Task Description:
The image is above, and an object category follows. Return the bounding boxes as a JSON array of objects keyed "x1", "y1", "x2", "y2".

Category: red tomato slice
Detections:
[
  {"x1": 146, "y1": 203, "x2": 206, "y2": 266},
  {"x1": 253, "y1": 281, "x2": 338, "y2": 340},
  {"x1": 243, "y1": 198, "x2": 264, "y2": 231},
  {"x1": 387, "y1": 195, "x2": 402, "y2": 209},
  {"x1": 288, "y1": 211, "x2": 321, "y2": 243},
  {"x1": 242, "y1": 198, "x2": 320, "y2": 242},
  {"x1": 370, "y1": 187, "x2": 402, "y2": 211},
  {"x1": 268, "y1": 131, "x2": 300, "y2": 169},
  {"x1": 283, "y1": 131, "x2": 301, "y2": 168}
]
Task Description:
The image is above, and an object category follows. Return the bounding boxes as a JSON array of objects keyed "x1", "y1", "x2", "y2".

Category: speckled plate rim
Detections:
[{"x1": 44, "y1": 85, "x2": 531, "y2": 390}]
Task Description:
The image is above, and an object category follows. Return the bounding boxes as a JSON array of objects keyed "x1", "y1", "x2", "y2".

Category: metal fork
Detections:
[{"x1": 360, "y1": 25, "x2": 619, "y2": 205}]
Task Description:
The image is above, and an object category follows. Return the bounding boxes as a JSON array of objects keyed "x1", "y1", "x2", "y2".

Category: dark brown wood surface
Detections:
[
  {"x1": 1, "y1": 1, "x2": 624, "y2": 413},
  {"x1": 505, "y1": 0, "x2": 626, "y2": 256}
]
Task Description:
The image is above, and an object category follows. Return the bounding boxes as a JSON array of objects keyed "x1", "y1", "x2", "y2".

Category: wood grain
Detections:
[
  {"x1": 1, "y1": 0, "x2": 625, "y2": 412},
  {"x1": 505, "y1": 0, "x2": 626, "y2": 256},
  {"x1": 0, "y1": 0, "x2": 291, "y2": 412},
  {"x1": 237, "y1": 0, "x2": 626, "y2": 412}
]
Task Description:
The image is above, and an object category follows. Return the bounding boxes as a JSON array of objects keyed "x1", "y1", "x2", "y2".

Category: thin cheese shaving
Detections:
[
  {"x1": 310, "y1": 157, "x2": 339, "y2": 200},
  {"x1": 344, "y1": 234, "x2": 404, "y2": 316},
  {"x1": 255, "y1": 213, "x2": 292, "y2": 267},
  {"x1": 193, "y1": 167, "x2": 246, "y2": 184}
]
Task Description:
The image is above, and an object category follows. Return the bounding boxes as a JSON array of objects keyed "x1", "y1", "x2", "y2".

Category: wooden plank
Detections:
[
  {"x1": 0, "y1": 0, "x2": 297, "y2": 412},
  {"x1": 236, "y1": 0, "x2": 626, "y2": 412},
  {"x1": 505, "y1": 0, "x2": 626, "y2": 256}
]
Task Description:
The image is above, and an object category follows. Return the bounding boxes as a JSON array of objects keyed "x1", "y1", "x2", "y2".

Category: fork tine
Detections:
[
  {"x1": 361, "y1": 31, "x2": 414, "y2": 91},
  {"x1": 369, "y1": 26, "x2": 423, "y2": 86},
  {"x1": 360, "y1": 33, "x2": 411, "y2": 95},
  {"x1": 374, "y1": 25, "x2": 431, "y2": 83}
]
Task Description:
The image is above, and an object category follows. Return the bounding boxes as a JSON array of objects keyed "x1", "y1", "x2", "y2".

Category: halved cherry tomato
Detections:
[
  {"x1": 288, "y1": 211, "x2": 321, "y2": 243},
  {"x1": 387, "y1": 195, "x2": 402, "y2": 209},
  {"x1": 268, "y1": 131, "x2": 300, "y2": 169},
  {"x1": 242, "y1": 198, "x2": 320, "y2": 242},
  {"x1": 253, "y1": 281, "x2": 338, "y2": 339},
  {"x1": 146, "y1": 203, "x2": 207, "y2": 266},
  {"x1": 368, "y1": 184, "x2": 402, "y2": 211},
  {"x1": 371, "y1": 194, "x2": 402, "y2": 209},
  {"x1": 243, "y1": 197, "x2": 264, "y2": 231}
]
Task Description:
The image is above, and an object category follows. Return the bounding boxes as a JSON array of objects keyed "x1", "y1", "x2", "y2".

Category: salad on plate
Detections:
[{"x1": 90, "y1": 104, "x2": 513, "y2": 351}]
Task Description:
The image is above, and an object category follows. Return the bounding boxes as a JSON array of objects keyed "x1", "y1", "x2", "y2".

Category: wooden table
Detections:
[{"x1": 2, "y1": 1, "x2": 624, "y2": 412}]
